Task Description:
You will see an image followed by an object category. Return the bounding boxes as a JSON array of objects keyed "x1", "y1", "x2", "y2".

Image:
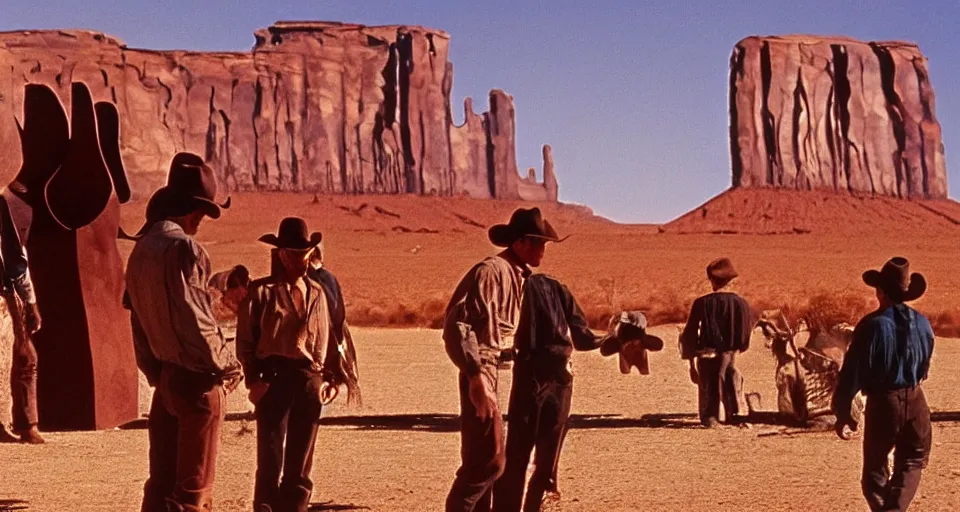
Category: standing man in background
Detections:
[{"x1": 680, "y1": 257, "x2": 753, "y2": 427}]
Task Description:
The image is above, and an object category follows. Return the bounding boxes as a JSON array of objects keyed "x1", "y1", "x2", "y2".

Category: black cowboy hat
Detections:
[
  {"x1": 862, "y1": 257, "x2": 926, "y2": 303},
  {"x1": 707, "y1": 257, "x2": 738, "y2": 283},
  {"x1": 259, "y1": 217, "x2": 322, "y2": 251},
  {"x1": 488, "y1": 207, "x2": 567, "y2": 247}
]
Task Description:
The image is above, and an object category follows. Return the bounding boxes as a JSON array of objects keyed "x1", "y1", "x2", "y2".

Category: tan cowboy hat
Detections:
[
  {"x1": 488, "y1": 207, "x2": 568, "y2": 247},
  {"x1": 862, "y1": 257, "x2": 926, "y2": 303},
  {"x1": 707, "y1": 257, "x2": 738, "y2": 282},
  {"x1": 259, "y1": 217, "x2": 322, "y2": 251}
]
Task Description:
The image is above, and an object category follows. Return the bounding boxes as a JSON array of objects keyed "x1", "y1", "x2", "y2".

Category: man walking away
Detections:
[
  {"x1": 126, "y1": 152, "x2": 241, "y2": 512},
  {"x1": 832, "y1": 257, "x2": 934, "y2": 512},
  {"x1": 680, "y1": 257, "x2": 753, "y2": 427}
]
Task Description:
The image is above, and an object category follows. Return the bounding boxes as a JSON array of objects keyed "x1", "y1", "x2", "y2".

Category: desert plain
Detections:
[{"x1": 0, "y1": 191, "x2": 957, "y2": 511}]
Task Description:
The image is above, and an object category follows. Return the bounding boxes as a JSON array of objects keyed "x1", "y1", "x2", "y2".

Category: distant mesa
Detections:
[
  {"x1": 665, "y1": 34, "x2": 956, "y2": 235},
  {"x1": 729, "y1": 34, "x2": 946, "y2": 199},
  {"x1": 0, "y1": 22, "x2": 557, "y2": 202}
]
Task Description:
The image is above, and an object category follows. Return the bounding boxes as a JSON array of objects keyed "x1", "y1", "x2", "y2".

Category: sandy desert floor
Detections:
[
  {"x1": 1, "y1": 326, "x2": 960, "y2": 511},
  {"x1": 0, "y1": 192, "x2": 956, "y2": 511}
]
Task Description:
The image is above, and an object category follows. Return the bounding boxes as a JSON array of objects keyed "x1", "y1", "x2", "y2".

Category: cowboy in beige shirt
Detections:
[
  {"x1": 237, "y1": 217, "x2": 349, "y2": 512},
  {"x1": 443, "y1": 207, "x2": 565, "y2": 512},
  {"x1": 125, "y1": 153, "x2": 238, "y2": 512}
]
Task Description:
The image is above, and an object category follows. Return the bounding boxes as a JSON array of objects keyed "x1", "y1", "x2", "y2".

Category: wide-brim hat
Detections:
[
  {"x1": 707, "y1": 257, "x2": 738, "y2": 283},
  {"x1": 259, "y1": 217, "x2": 322, "y2": 251},
  {"x1": 599, "y1": 311, "x2": 665, "y2": 356},
  {"x1": 121, "y1": 153, "x2": 231, "y2": 240},
  {"x1": 488, "y1": 207, "x2": 568, "y2": 247},
  {"x1": 862, "y1": 257, "x2": 926, "y2": 303}
]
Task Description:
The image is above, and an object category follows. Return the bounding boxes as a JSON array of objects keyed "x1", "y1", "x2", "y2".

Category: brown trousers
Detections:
[
  {"x1": 494, "y1": 367, "x2": 573, "y2": 512},
  {"x1": 696, "y1": 352, "x2": 745, "y2": 424},
  {"x1": 862, "y1": 387, "x2": 932, "y2": 512},
  {"x1": 254, "y1": 358, "x2": 324, "y2": 512},
  {"x1": 446, "y1": 365, "x2": 505, "y2": 512},
  {"x1": 141, "y1": 364, "x2": 225, "y2": 512},
  {"x1": 7, "y1": 293, "x2": 38, "y2": 431}
]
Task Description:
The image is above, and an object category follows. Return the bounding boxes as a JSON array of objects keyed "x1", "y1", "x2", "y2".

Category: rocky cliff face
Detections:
[
  {"x1": 0, "y1": 22, "x2": 557, "y2": 201},
  {"x1": 729, "y1": 35, "x2": 947, "y2": 199}
]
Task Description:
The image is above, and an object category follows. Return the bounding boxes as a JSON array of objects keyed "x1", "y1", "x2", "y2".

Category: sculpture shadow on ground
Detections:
[{"x1": 0, "y1": 499, "x2": 29, "y2": 511}]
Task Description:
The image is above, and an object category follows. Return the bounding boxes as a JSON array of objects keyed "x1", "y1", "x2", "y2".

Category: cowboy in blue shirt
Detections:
[{"x1": 832, "y1": 257, "x2": 935, "y2": 512}]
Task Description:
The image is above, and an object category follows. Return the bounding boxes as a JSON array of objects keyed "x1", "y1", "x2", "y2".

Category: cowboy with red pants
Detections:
[
  {"x1": 833, "y1": 257, "x2": 934, "y2": 512},
  {"x1": 443, "y1": 208, "x2": 563, "y2": 512}
]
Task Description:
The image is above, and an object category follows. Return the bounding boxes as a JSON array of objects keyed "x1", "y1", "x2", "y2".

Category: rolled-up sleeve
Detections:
[
  {"x1": 235, "y1": 286, "x2": 261, "y2": 384},
  {"x1": 443, "y1": 264, "x2": 499, "y2": 377},
  {"x1": 167, "y1": 240, "x2": 238, "y2": 374},
  {"x1": 0, "y1": 200, "x2": 35, "y2": 304},
  {"x1": 129, "y1": 305, "x2": 162, "y2": 386}
]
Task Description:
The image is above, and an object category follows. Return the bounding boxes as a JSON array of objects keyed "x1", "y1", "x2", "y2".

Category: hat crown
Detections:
[
  {"x1": 167, "y1": 152, "x2": 217, "y2": 202},
  {"x1": 509, "y1": 207, "x2": 546, "y2": 233},
  {"x1": 277, "y1": 217, "x2": 310, "y2": 241},
  {"x1": 707, "y1": 257, "x2": 738, "y2": 281},
  {"x1": 880, "y1": 257, "x2": 911, "y2": 292}
]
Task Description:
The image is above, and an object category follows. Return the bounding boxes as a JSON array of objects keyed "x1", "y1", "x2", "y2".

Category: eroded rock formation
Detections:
[
  {"x1": 730, "y1": 35, "x2": 947, "y2": 199},
  {"x1": 0, "y1": 22, "x2": 557, "y2": 201}
]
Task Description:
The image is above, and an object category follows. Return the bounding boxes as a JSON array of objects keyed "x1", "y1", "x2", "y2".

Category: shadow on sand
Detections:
[
  {"x1": 117, "y1": 410, "x2": 960, "y2": 433},
  {"x1": 0, "y1": 499, "x2": 29, "y2": 511},
  {"x1": 308, "y1": 501, "x2": 370, "y2": 511}
]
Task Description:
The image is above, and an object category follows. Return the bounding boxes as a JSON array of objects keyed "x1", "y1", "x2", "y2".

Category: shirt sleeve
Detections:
[
  {"x1": 0, "y1": 200, "x2": 36, "y2": 304},
  {"x1": 129, "y1": 304, "x2": 162, "y2": 386},
  {"x1": 168, "y1": 240, "x2": 238, "y2": 374},
  {"x1": 679, "y1": 298, "x2": 703, "y2": 360},
  {"x1": 561, "y1": 283, "x2": 600, "y2": 351},
  {"x1": 443, "y1": 264, "x2": 499, "y2": 377},
  {"x1": 737, "y1": 296, "x2": 753, "y2": 352},
  {"x1": 832, "y1": 323, "x2": 872, "y2": 423},
  {"x1": 235, "y1": 285, "x2": 261, "y2": 384}
]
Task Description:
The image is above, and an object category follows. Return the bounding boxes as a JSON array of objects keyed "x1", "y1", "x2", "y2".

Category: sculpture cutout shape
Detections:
[{"x1": 8, "y1": 82, "x2": 137, "y2": 431}]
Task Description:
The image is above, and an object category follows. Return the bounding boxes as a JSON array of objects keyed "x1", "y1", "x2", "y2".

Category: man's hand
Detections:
[
  {"x1": 688, "y1": 360, "x2": 699, "y2": 385},
  {"x1": 221, "y1": 362, "x2": 243, "y2": 393},
  {"x1": 835, "y1": 417, "x2": 858, "y2": 440},
  {"x1": 467, "y1": 373, "x2": 495, "y2": 421},
  {"x1": 24, "y1": 303, "x2": 41, "y2": 334},
  {"x1": 248, "y1": 381, "x2": 269, "y2": 406},
  {"x1": 319, "y1": 381, "x2": 339, "y2": 405}
]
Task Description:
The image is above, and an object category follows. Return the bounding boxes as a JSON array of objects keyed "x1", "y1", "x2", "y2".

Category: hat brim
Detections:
[
  {"x1": 599, "y1": 333, "x2": 665, "y2": 356},
  {"x1": 862, "y1": 270, "x2": 927, "y2": 302},
  {"x1": 258, "y1": 232, "x2": 323, "y2": 251},
  {"x1": 487, "y1": 221, "x2": 568, "y2": 247}
]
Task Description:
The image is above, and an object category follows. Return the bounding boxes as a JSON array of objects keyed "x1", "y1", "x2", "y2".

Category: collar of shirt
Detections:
[{"x1": 497, "y1": 250, "x2": 532, "y2": 279}]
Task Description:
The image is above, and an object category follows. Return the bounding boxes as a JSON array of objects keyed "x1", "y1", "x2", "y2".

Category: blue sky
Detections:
[{"x1": 4, "y1": 0, "x2": 958, "y2": 222}]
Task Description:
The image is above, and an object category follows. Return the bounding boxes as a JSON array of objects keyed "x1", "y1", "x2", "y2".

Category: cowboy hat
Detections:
[
  {"x1": 599, "y1": 311, "x2": 665, "y2": 356},
  {"x1": 488, "y1": 207, "x2": 567, "y2": 247},
  {"x1": 121, "y1": 153, "x2": 231, "y2": 239},
  {"x1": 707, "y1": 257, "x2": 738, "y2": 283},
  {"x1": 862, "y1": 257, "x2": 926, "y2": 303},
  {"x1": 259, "y1": 217, "x2": 322, "y2": 251}
]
